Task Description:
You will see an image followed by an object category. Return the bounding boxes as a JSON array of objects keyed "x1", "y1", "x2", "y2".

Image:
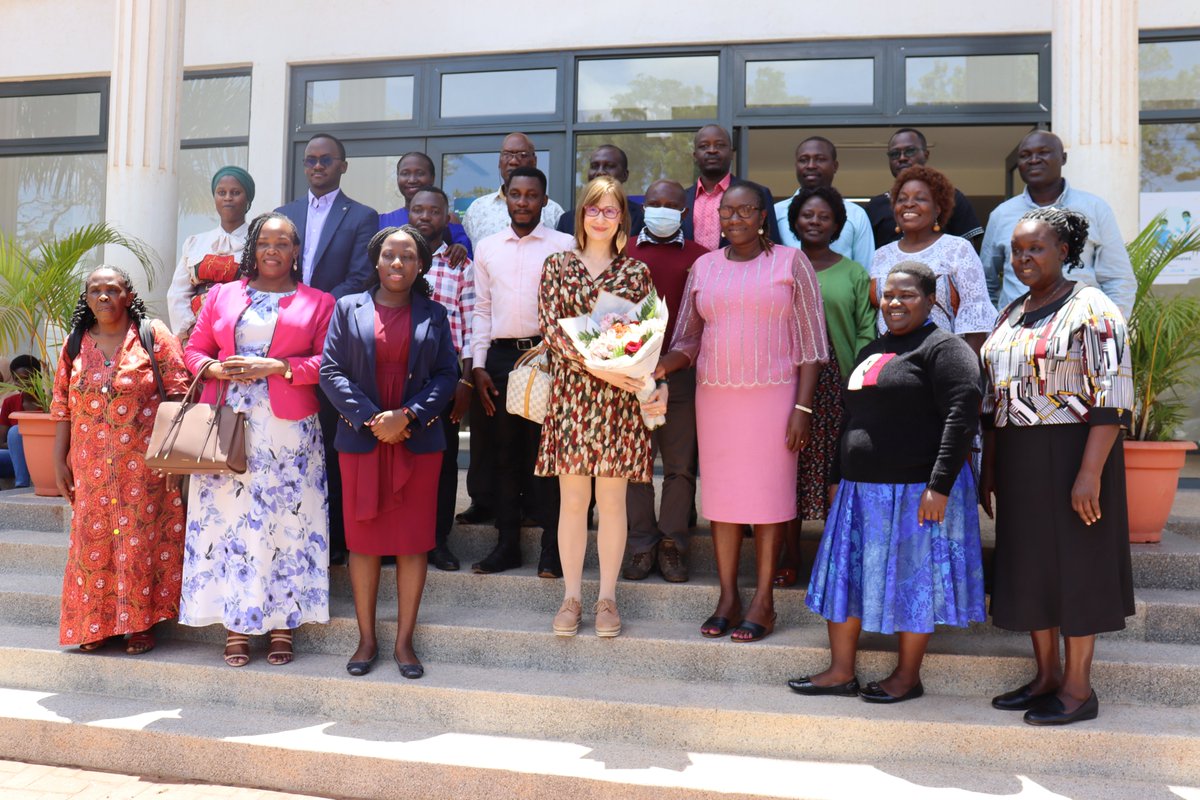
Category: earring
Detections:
[
  {"x1": 933, "y1": 221, "x2": 942, "y2": 232},
  {"x1": 758, "y1": 227, "x2": 764, "y2": 235},
  {"x1": 895, "y1": 225, "x2": 901, "y2": 234}
]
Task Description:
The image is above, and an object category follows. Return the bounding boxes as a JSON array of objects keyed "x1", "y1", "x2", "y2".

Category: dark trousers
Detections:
[
  {"x1": 436, "y1": 408, "x2": 460, "y2": 547},
  {"x1": 484, "y1": 341, "x2": 559, "y2": 546},
  {"x1": 626, "y1": 367, "x2": 697, "y2": 555},
  {"x1": 317, "y1": 392, "x2": 346, "y2": 557},
  {"x1": 465, "y1": 389, "x2": 494, "y2": 510}
]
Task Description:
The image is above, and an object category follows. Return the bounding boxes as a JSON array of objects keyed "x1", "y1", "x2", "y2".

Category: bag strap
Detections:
[{"x1": 137, "y1": 321, "x2": 168, "y2": 401}]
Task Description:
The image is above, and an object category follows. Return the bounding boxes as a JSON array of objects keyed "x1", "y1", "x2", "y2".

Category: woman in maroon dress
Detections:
[{"x1": 320, "y1": 225, "x2": 459, "y2": 679}]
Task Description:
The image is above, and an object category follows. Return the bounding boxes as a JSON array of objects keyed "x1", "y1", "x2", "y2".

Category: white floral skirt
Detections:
[{"x1": 179, "y1": 377, "x2": 330, "y2": 634}]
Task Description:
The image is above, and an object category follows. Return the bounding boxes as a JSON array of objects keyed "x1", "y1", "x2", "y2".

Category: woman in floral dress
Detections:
[
  {"x1": 180, "y1": 212, "x2": 336, "y2": 667},
  {"x1": 52, "y1": 266, "x2": 190, "y2": 654},
  {"x1": 537, "y1": 176, "x2": 662, "y2": 639}
]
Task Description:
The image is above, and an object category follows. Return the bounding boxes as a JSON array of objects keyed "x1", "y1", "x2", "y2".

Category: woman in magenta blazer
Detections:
[{"x1": 179, "y1": 212, "x2": 336, "y2": 669}]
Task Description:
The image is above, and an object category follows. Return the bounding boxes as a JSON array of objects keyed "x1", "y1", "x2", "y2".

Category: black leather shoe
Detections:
[
  {"x1": 859, "y1": 681, "x2": 924, "y2": 704},
  {"x1": 394, "y1": 652, "x2": 424, "y2": 680},
  {"x1": 428, "y1": 545, "x2": 460, "y2": 572},
  {"x1": 788, "y1": 676, "x2": 860, "y2": 697},
  {"x1": 657, "y1": 540, "x2": 688, "y2": 583},
  {"x1": 992, "y1": 682, "x2": 1058, "y2": 711},
  {"x1": 346, "y1": 652, "x2": 377, "y2": 677},
  {"x1": 471, "y1": 544, "x2": 521, "y2": 574},
  {"x1": 537, "y1": 546, "x2": 563, "y2": 579},
  {"x1": 1023, "y1": 690, "x2": 1099, "y2": 726},
  {"x1": 456, "y1": 504, "x2": 493, "y2": 525},
  {"x1": 622, "y1": 548, "x2": 656, "y2": 580}
]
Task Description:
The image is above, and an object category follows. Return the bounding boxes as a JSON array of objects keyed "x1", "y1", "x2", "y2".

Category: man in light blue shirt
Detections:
[
  {"x1": 980, "y1": 130, "x2": 1135, "y2": 317},
  {"x1": 773, "y1": 136, "x2": 874, "y2": 267}
]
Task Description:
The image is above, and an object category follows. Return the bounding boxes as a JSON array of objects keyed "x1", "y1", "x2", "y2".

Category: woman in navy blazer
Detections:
[{"x1": 320, "y1": 224, "x2": 458, "y2": 679}]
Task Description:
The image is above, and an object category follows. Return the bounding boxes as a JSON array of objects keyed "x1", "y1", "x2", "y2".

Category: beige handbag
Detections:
[
  {"x1": 506, "y1": 343, "x2": 551, "y2": 424},
  {"x1": 144, "y1": 370, "x2": 248, "y2": 475}
]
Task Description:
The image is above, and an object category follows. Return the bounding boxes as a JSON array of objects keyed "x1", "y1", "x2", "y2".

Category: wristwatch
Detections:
[
  {"x1": 401, "y1": 407, "x2": 419, "y2": 425},
  {"x1": 281, "y1": 360, "x2": 292, "y2": 381}
]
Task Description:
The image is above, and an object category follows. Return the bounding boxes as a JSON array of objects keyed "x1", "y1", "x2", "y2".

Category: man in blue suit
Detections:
[{"x1": 277, "y1": 132, "x2": 379, "y2": 565}]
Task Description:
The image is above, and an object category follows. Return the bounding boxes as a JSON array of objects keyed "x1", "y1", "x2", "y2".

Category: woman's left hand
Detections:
[
  {"x1": 586, "y1": 366, "x2": 645, "y2": 393},
  {"x1": 221, "y1": 355, "x2": 286, "y2": 383},
  {"x1": 640, "y1": 383, "x2": 668, "y2": 417},
  {"x1": 366, "y1": 410, "x2": 412, "y2": 444},
  {"x1": 918, "y1": 489, "x2": 949, "y2": 525},
  {"x1": 1071, "y1": 467, "x2": 1103, "y2": 526},
  {"x1": 785, "y1": 409, "x2": 812, "y2": 452}
]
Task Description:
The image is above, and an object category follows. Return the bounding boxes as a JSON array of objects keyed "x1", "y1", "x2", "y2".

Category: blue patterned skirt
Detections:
[{"x1": 805, "y1": 466, "x2": 985, "y2": 634}]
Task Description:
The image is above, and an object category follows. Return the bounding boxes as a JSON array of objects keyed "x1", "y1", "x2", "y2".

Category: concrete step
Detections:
[{"x1": 0, "y1": 629, "x2": 1198, "y2": 791}]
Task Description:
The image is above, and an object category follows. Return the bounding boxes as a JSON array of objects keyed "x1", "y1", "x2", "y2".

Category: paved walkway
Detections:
[{"x1": 0, "y1": 760, "x2": 333, "y2": 800}]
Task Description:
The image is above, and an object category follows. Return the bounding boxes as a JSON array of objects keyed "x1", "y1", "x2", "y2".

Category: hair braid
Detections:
[
  {"x1": 69, "y1": 265, "x2": 150, "y2": 340},
  {"x1": 367, "y1": 225, "x2": 432, "y2": 297},
  {"x1": 1020, "y1": 207, "x2": 1090, "y2": 271}
]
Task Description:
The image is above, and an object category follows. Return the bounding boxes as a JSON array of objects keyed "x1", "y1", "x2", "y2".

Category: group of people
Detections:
[{"x1": 40, "y1": 122, "x2": 1135, "y2": 728}]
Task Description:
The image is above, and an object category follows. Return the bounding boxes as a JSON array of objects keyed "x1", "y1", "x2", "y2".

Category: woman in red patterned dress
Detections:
[{"x1": 52, "y1": 266, "x2": 190, "y2": 654}]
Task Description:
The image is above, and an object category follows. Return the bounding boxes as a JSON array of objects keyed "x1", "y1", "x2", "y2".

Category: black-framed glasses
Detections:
[
  {"x1": 886, "y1": 146, "x2": 923, "y2": 160},
  {"x1": 717, "y1": 204, "x2": 761, "y2": 220},
  {"x1": 500, "y1": 149, "x2": 534, "y2": 161},
  {"x1": 303, "y1": 155, "x2": 342, "y2": 168},
  {"x1": 583, "y1": 205, "x2": 621, "y2": 220}
]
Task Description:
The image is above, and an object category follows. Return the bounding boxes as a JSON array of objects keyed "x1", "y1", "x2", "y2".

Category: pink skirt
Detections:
[{"x1": 696, "y1": 382, "x2": 798, "y2": 524}]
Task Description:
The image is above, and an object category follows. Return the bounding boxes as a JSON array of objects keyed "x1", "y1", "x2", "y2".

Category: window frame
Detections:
[
  {"x1": 1139, "y1": 27, "x2": 1200, "y2": 123},
  {"x1": 180, "y1": 68, "x2": 252, "y2": 152},
  {"x1": 0, "y1": 77, "x2": 109, "y2": 155}
]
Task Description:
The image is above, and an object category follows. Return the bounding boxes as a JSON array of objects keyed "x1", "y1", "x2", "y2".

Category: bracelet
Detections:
[
  {"x1": 655, "y1": 378, "x2": 668, "y2": 387},
  {"x1": 794, "y1": 403, "x2": 813, "y2": 414},
  {"x1": 459, "y1": 378, "x2": 475, "y2": 389}
]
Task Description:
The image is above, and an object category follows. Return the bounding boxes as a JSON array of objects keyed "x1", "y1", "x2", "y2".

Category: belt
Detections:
[{"x1": 492, "y1": 336, "x2": 541, "y2": 351}]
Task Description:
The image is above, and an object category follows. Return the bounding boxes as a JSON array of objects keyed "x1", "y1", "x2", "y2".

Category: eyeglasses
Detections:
[
  {"x1": 500, "y1": 149, "x2": 534, "y2": 161},
  {"x1": 583, "y1": 205, "x2": 621, "y2": 220},
  {"x1": 717, "y1": 204, "x2": 761, "y2": 220},
  {"x1": 886, "y1": 146, "x2": 923, "y2": 160},
  {"x1": 303, "y1": 155, "x2": 343, "y2": 168}
]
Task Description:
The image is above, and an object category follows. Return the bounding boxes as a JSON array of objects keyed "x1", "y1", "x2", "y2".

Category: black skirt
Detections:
[{"x1": 989, "y1": 423, "x2": 1135, "y2": 636}]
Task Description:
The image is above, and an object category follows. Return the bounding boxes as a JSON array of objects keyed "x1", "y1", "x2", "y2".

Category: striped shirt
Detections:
[
  {"x1": 426, "y1": 242, "x2": 475, "y2": 357},
  {"x1": 981, "y1": 284, "x2": 1133, "y2": 428}
]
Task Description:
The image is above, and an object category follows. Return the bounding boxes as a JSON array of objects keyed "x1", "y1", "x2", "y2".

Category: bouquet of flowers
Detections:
[{"x1": 558, "y1": 290, "x2": 669, "y2": 429}]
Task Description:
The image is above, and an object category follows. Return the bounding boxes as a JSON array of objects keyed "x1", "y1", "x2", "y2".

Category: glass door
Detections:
[
  {"x1": 425, "y1": 134, "x2": 566, "y2": 217},
  {"x1": 288, "y1": 137, "x2": 425, "y2": 216}
]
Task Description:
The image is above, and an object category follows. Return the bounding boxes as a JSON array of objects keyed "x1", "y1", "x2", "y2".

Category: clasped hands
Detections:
[
  {"x1": 205, "y1": 355, "x2": 288, "y2": 383},
  {"x1": 365, "y1": 409, "x2": 413, "y2": 444}
]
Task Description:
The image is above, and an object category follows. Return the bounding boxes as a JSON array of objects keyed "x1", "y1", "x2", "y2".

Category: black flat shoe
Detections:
[
  {"x1": 1024, "y1": 690, "x2": 1098, "y2": 726},
  {"x1": 992, "y1": 682, "x2": 1058, "y2": 711},
  {"x1": 456, "y1": 504, "x2": 493, "y2": 525},
  {"x1": 788, "y1": 676, "x2": 860, "y2": 697},
  {"x1": 346, "y1": 652, "x2": 378, "y2": 677},
  {"x1": 428, "y1": 545, "x2": 460, "y2": 572},
  {"x1": 394, "y1": 652, "x2": 424, "y2": 680},
  {"x1": 537, "y1": 546, "x2": 563, "y2": 579},
  {"x1": 859, "y1": 681, "x2": 924, "y2": 704},
  {"x1": 700, "y1": 615, "x2": 739, "y2": 638},
  {"x1": 471, "y1": 545, "x2": 521, "y2": 574}
]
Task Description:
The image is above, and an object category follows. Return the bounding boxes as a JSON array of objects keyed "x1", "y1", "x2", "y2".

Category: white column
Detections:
[
  {"x1": 103, "y1": 0, "x2": 185, "y2": 315},
  {"x1": 1052, "y1": 0, "x2": 1140, "y2": 240}
]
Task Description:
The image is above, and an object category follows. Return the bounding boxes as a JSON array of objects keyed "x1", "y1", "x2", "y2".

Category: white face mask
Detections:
[{"x1": 643, "y1": 206, "x2": 683, "y2": 238}]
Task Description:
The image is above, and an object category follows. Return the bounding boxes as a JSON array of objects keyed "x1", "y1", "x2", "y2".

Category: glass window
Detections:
[
  {"x1": 577, "y1": 56, "x2": 718, "y2": 123},
  {"x1": 745, "y1": 59, "x2": 874, "y2": 107},
  {"x1": 1140, "y1": 40, "x2": 1200, "y2": 111},
  {"x1": 338, "y1": 154, "x2": 417, "y2": 218},
  {"x1": 0, "y1": 93, "x2": 102, "y2": 139},
  {"x1": 905, "y1": 54, "x2": 1039, "y2": 105},
  {"x1": 1141, "y1": 123, "x2": 1200, "y2": 193},
  {"x1": 440, "y1": 150, "x2": 549, "y2": 215},
  {"x1": 305, "y1": 76, "x2": 414, "y2": 125},
  {"x1": 176, "y1": 146, "x2": 250, "y2": 257},
  {"x1": 440, "y1": 69, "x2": 557, "y2": 118},
  {"x1": 573, "y1": 132, "x2": 695, "y2": 197},
  {"x1": 0, "y1": 153, "x2": 106, "y2": 249},
  {"x1": 181, "y1": 75, "x2": 251, "y2": 140}
]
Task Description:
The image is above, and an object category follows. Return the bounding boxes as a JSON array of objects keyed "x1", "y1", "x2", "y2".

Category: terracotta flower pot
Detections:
[
  {"x1": 1124, "y1": 439, "x2": 1197, "y2": 543},
  {"x1": 11, "y1": 411, "x2": 60, "y2": 497}
]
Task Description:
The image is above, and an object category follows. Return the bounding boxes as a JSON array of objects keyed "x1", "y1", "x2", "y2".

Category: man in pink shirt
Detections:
[
  {"x1": 470, "y1": 167, "x2": 575, "y2": 577},
  {"x1": 682, "y1": 124, "x2": 781, "y2": 250}
]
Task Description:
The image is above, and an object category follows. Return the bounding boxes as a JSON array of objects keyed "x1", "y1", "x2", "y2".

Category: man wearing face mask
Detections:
[
  {"x1": 621, "y1": 180, "x2": 708, "y2": 583},
  {"x1": 557, "y1": 144, "x2": 645, "y2": 237}
]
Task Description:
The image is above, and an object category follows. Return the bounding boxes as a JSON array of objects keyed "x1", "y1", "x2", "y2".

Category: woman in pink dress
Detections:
[{"x1": 656, "y1": 184, "x2": 828, "y2": 642}]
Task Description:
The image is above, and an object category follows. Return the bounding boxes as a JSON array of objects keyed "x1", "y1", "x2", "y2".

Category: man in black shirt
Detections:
[{"x1": 866, "y1": 128, "x2": 984, "y2": 250}]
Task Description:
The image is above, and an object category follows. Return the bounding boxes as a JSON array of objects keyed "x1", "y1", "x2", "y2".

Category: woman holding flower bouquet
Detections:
[
  {"x1": 656, "y1": 184, "x2": 829, "y2": 643},
  {"x1": 537, "y1": 176, "x2": 663, "y2": 638}
]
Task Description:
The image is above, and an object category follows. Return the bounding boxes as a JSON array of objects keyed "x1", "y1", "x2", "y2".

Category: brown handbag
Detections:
[{"x1": 144, "y1": 370, "x2": 248, "y2": 475}]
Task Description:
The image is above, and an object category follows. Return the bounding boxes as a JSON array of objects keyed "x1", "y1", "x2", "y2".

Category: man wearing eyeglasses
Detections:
[
  {"x1": 461, "y1": 133, "x2": 565, "y2": 248},
  {"x1": 866, "y1": 128, "x2": 984, "y2": 250},
  {"x1": 682, "y1": 124, "x2": 781, "y2": 250},
  {"x1": 276, "y1": 132, "x2": 379, "y2": 567}
]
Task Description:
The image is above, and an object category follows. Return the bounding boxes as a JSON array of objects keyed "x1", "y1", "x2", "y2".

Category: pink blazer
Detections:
[{"x1": 184, "y1": 279, "x2": 335, "y2": 420}]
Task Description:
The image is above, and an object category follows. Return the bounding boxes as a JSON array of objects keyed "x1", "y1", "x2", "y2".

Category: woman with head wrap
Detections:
[{"x1": 167, "y1": 166, "x2": 256, "y2": 338}]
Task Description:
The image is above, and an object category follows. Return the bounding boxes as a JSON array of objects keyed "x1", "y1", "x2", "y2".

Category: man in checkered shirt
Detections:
[{"x1": 408, "y1": 185, "x2": 476, "y2": 572}]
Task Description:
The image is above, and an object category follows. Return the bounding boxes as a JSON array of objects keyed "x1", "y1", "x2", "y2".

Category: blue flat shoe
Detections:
[{"x1": 346, "y1": 651, "x2": 377, "y2": 677}]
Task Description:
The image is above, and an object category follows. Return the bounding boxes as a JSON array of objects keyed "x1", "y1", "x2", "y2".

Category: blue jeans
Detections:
[{"x1": 0, "y1": 426, "x2": 30, "y2": 488}]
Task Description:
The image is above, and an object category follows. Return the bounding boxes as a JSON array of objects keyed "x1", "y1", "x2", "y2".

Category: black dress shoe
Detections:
[
  {"x1": 622, "y1": 548, "x2": 656, "y2": 581},
  {"x1": 537, "y1": 546, "x2": 562, "y2": 579},
  {"x1": 1023, "y1": 690, "x2": 1099, "y2": 726},
  {"x1": 394, "y1": 652, "x2": 424, "y2": 680},
  {"x1": 428, "y1": 545, "x2": 460, "y2": 571},
  {"x1": 345, "y1": 652, "x2": 377, "y2": 677},
  {"x1": 992, "y1": 682, "x2": 1058, "y2": 711},
  {"x1": 788, "y1": 676, "x2": 860, "y2": 697},
  {"x1": 471, "y1": 544, "x2": 521, "y2": 574},
  {"x1": 859, "y1": 681, "x2": 925, "y2": 704},
  {"x1": 456, "y1": 504, "x2": 493, "y2": 525}
]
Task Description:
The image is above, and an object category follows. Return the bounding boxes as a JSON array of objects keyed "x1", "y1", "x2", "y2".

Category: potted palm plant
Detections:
[
  {"x1": 0, "y1": 223, "x2": 157, "y2": 496},
  {"x1": 1124, "y1": 213, "x2": 1200, "y2": 542}
]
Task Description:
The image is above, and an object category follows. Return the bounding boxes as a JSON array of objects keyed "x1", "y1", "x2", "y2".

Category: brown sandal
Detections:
[
  {"x1": 224, "y1": 632, "x2": 251, "y2": 667},
  {"x1": 266, "y1": 629, "x2": 294, "y2": 666},
  {"x1": 125, "y1": 630, "x2": 156, "y2": 655}
]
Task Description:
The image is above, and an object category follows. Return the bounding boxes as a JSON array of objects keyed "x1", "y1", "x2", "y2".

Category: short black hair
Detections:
[
  {"x1": 592, "y1": 144, "x2": 629, "y2": 170},
  {"x1": 307, "y1": 133, "x2": 346, "y2": 160},
  {"x1": 9, "y1": 355, "x2": 42, "y2": 374},
  {"x1": 411, "y1": 185, "x2": 449, "y2": 208},
  {"x1": 798, "y1": 135, "x2": 838, "y2": 161},
  {"x1": 890, "y1": 127, "x2": 928, "y2": 149},
  {"x1": 506, "y1": 166, "x2": 547, "y2": 194},
  {"x1": 787, "y1": 185, "x2": 848, "y2": 244},
  {"x1": 396, "y1": 151, "x2": 436, "y2": 176},
  {"x1": 888, "y1": 260, "x2": 937, "y2": 296}
]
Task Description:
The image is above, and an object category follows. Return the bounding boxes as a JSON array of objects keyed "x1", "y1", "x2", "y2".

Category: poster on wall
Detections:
[{"x1": 1140, "y1": 192, "x2": 1200, "y2": 284}]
